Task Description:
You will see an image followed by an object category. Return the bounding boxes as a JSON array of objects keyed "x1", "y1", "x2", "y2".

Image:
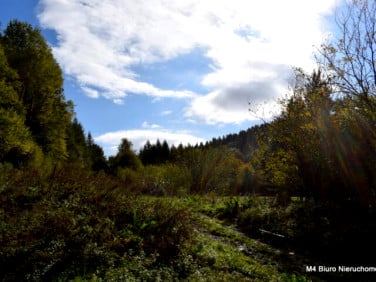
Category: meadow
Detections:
[{"x1": 2, "y1": 165, "x2": 374, "y2": 281}]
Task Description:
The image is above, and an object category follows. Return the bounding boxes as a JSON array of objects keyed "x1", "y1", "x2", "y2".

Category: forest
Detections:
[{"x1": 1, "y1": 1, "x2": 376, "y2": 281}]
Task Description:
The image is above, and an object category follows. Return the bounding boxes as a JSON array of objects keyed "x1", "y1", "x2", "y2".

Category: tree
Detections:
[
  {"x1": 86, "y1": 133, "x2": 108, "y2": 172},
  {"x1": 161, "y1": 140, "x2": 170, "y2": 162},
  {"x1": 0, "y1": 42, "x2": 39, "y2": 166},
  {"x1": 66, "y1": 118, "x2": 87, "y2": 164},
  {"x1": 255, "y1": 69, "x2": 338, "y2": 203},
  {"x1": 109, "y1": 138, "x2": 142, "y2": 173},
  {"x1": 318, "y1": 0, "x2": 376, "y2": 207},
  {"x1": 139, "y1": 139, "x2": 171, "y2": 165},
  {"x1": 256, "y1": 68, "x2": 376, "y2": 207},
  {"x1": 139, "y1": 140, "x2": 153, "y2": 165},
  {"x1": 319, "y1": 0, "x2": 376, "y2": 110},
  {"x1": 178, "y1": 146, "x2": 243, "y2": 195},
  {"x1": 1, "y1": 20, "x2": 73, "y2": 160}
]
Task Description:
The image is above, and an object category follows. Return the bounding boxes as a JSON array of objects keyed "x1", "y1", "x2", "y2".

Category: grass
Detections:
[
  {"x1": 2, "y1": 166, "x2": 370, "y2": 281},
  {"x1": 69, "y1": 197, "x2": 314, "y2": 281}
]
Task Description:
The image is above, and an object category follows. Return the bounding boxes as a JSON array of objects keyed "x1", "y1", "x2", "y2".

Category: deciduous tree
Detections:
[{"x1": 1, "y1": 20, "x2": 73, "y2": 160}]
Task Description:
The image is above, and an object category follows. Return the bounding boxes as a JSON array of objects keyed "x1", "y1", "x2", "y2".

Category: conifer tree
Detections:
[{"x1": 86, "y1": 133, "x2": 108, "y2": 172}]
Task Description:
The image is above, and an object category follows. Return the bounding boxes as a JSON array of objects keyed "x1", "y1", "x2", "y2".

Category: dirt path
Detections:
[{"x1": 188, "y1": 212, "x2": 313, "y2": 281}]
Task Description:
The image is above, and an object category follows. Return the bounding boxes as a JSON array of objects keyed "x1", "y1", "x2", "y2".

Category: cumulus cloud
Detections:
[
  {"x1": 186, "y1": 63, "x2": 294, "y2": 123},
  {"x1": 38, "y1": 0, "x2": 198, "y2": 103},
  {"x1": 38, "y1": 0, "x2": 340, "y2": 123},
  {"x1": 95, "y1": 129, "x2": 206, "y2": 156}
]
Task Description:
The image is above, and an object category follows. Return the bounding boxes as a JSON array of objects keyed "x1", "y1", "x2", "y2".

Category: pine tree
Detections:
[
  {"x1": 86, "y1": 133, "x2": 108, "y2": 172},
  {"x1": 66, "y1": 118, "x2": 87, "y2": 164}
]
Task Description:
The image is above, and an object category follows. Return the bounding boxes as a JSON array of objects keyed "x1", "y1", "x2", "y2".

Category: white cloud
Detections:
[
  {"x1": 141, "y1": 121, "x2": 161, "y2": 129},
  {"x1": 38, "y1": 0, "x2": 340, "y2": 124},
  {"x1": 186, "y1": 63, "x2": 293, "y2": 124},
  {"x1": 81, "y1": 86, "x2": 100, "y2": 99},
  {"x1": 38, "y1": 0, "x2": 198, "y2": 103},
  {"x1": 95, "y1": 129, "x2": 206, "y2": 156}
]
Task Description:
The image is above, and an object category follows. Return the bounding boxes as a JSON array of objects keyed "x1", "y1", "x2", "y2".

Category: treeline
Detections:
[
  {"x1": 0, "y1": 20, "x2": 252, "y2": 196},
  {"x1": 1, "y1": 19, "x2": 375, "y2": 204},
  {"x1": 107, "y1": 137, "x2": 250, "y2": 196},
  {"x1": 138, "y1": 124, "x2": 266, "y2": 165}
]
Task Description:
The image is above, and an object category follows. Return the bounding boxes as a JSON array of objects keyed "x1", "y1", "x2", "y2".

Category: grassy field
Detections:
[
  {"x1": 68, "y1": 196, "x2": 322, "y2": 282},
  {"x1": 1, "y1": 167, "x2": 371, "y2": 281}
]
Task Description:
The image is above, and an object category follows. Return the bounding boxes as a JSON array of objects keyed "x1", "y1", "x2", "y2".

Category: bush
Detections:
[
  {"x1": 137, "y1": 164, "x2": 191, "y2": 196},
  {"x1": 0, "y1": 166, "x2": 194, "y2": 281}
]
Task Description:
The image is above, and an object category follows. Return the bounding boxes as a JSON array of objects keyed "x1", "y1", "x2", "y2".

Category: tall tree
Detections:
[
  {"x1": 109, "y1": 138, "x2": 142, "y2": 173},
  {"x1": 318, "y1": 0, "x2": 376, "y2": 206},
  {"x1": 0, "y1": 42, "x2": 38, "y2": 166},
  {"x1": 139, "y1": 139, "x2": 171, "y2": 165},
  {"x1": 1, "y1": 20, "x2": 72, "y2": 160},
  {"x1": 256, "y1": 68, "x2": 375, "y2": 206},
  {"x1": 86, "y1": 133, "x2": 108, "y2": 172},
  {"x1": 253, "y1": 70, "x2": 333, "y2": 201},
  {"x1": 66, "y1": 118, "x2": 87, "y2": 164}
]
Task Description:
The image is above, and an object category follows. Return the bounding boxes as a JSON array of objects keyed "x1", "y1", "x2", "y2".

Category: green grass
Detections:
[
  {"x1": 0, "y1": 166, "x2": 342, "y2": 282},
  {"x1": 69, "y1": 197, "x2": 314, "y2": 281}
]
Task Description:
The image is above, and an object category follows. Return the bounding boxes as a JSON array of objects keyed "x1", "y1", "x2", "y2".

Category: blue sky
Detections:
[{"x1": 1, "y1": 0, "x2": 341, "y2": 155}]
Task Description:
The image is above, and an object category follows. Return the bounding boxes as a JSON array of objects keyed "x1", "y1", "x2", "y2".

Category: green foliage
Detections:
[
  {"x1": 233, "y1": 164, "x2": 259, "y2": 195},
  {"x1": 1, "y1": 20, "x2": 72, "y2": 160},
  {"x1": 139, "y1": 139, "x2": 171, "y2": 165},
  {"x1": 136, "y1": 164, "x2": 191, "y2": 196},
  {"x1": 109, "y1": 138, "x2": 142, "y2": 174},
  {"x1": 0, "y1": 108, "x2": 36, "y2": 165},
  {"x1": 66, "y1": 123, "x2": 108, "y2": 172},
  {"x1": 0, "y1": 167, "x2": 194, "y2": 281},
  {"x1": 0, "y1": 41, "x2": 39, "y2": 166},
  {"x1": 129, "y1": 198, "x2": 193, "y2": 259},
  {"x1": 85, "y1": 135, "x2": 108, "y2": 172},
  {"x1": 253, "y1": 68, "x2": 376, "y2": 207},
  {"x1": 66, "y1": 118, "x2": 87, "y2": 165},
  {"x1": 0, "y1": 44, "x2": 22, "y2": 112},
  {"x1": 178, "y1": 146, "x2": 244, "y2": 195}
]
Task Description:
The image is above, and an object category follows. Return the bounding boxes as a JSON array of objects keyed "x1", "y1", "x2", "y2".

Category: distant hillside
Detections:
[{"x1": 205, "y1": 123, "x2": 270, "y2": 161}]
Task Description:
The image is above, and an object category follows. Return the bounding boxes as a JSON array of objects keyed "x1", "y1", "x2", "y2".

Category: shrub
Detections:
[
  {"x1": 137, "y1": 164, "x2": 191, "y2": 196},
  {"x1": 0, "y1": 166, "x2": 194, "y2": 281}
]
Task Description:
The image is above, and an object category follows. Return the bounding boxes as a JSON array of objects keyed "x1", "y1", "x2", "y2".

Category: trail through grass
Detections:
[
  {"x1": 186, "y1": 208, "x2": 314, "y2": 281},
  {"x1": 85, "y1": 197, "x2": 316, "y2": 281}
]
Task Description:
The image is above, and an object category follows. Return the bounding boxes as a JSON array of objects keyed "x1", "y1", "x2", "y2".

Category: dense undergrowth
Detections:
[
  {"x1": 184, "y1": 196, "x2": 376, "y2": 281},
  {"x1": 0, "y1": 165, "x2": 193, "y2": 281},
  {"x1": 2, "y1": 164, "x2": 375, "y2": 281},
  {"x1": 209, "y1": 196, "x2": 376, "y2": 265},
  {"x1": 0, "y1": 165, "x2": 309, "y2": 281}
]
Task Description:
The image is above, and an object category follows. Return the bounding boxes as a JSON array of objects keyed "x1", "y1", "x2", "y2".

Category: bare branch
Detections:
[{"x1": 318, "y1": 0, "x2": 376, "y2": 109}]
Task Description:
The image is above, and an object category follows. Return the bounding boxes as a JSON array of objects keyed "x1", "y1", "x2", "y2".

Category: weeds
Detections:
[
  {"x1": 2, "y1": 166, "x2": 369, "y2": 281},
  {"x1": 0, "y1": 166, "x2": 194, "y2": 281}
]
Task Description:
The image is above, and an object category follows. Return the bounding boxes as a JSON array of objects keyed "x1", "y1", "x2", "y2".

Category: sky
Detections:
[{"x1": 0, "y1": 0, "x2": 342, "y2": 156}]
